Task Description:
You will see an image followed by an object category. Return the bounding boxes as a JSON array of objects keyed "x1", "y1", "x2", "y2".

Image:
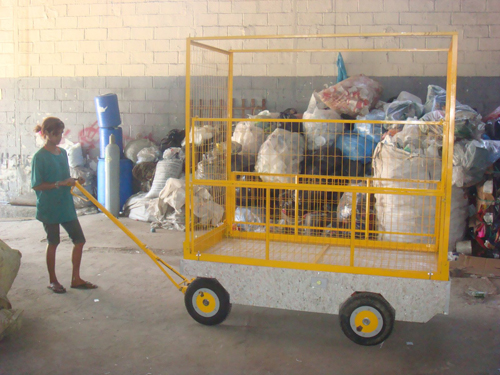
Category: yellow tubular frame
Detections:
[
  {"x1": 72, "y1": 182, "x2": 193, "y2": 293},
  {"x1": 185, "y1": 32, "x2": 458, "y2": 282}
]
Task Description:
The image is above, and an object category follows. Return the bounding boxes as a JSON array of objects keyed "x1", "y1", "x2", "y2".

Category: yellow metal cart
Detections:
[{"x1": 180, "y1": 32, "x2": 458, "y2": 345}]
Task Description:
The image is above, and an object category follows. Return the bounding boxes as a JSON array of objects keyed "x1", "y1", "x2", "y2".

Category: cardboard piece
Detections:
[{"x1": 450, "y1": 254, "x2": 500, "y2": 278}]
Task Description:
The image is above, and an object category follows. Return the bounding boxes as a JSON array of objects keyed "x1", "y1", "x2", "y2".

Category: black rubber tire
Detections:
[
  {"x1": 339, "y1": 292, "x2": 395, "y2": 346},
  {"x1": 184, "y1": 277, "x2": 231, "y2": 326}
]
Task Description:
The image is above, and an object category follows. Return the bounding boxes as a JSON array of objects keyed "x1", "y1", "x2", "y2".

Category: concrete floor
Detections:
[{"x1": 0, "y1": 214, "x2": 499, "y2": 375}]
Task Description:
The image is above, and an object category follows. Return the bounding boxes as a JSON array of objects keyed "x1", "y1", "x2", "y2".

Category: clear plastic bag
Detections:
[
  {"x1": 391, "y1": 123, "x2": 422, "y2": 153},
  {"x1": 231, "y1": 121, "x2": 266, "y2": 157},
  {"x1": 316, "y1": 75, "x2": 383, "y2": 117},
  {"x1": 337, "y1": 187, "x2": 366, "y2": 223},
  {"x1": 384, "y1": 100, "x2": 424, "y2": 129},
  {"x1": 302, "y1": 93, "x2": 343, "y2": 151},
  {"x1": 255, "y1": 128, "x2": 305, "y2": 183},
  {"x1": 424, "y1": 85, "x2": 447, "y2": 113},
  {"x1": 397, "y1": 91, "x2": 422, "y2": 104},
  {"x1": 455, "y1": 104, "x2": 485, "y2": 139},
  {"x1": 192, "y1": 125, "x2": 214, "y2": 146},
  {"x1": 419, "y1": 110, "x2": 446, "y2": 136},
  {"x1": 423, "y1": 85, "x2": 485, "y2": 139},
  {"x1": 452, "y1": 139, "x2": 500, "y2": 187},
  {"x1": 248, "y1": 110, "x2": 280, "y2": 134},
  {"x1": 354, "y1": 109, "x2": 385, "y2": 143},
  {"x1": 234, "y1": 207, "x2": 265, "y2": 232},
  {"x1": 137, "y1": 146, "x2": 161, "y2": 163},
  {"x1": 124, "y1": 139, "x2": 154, "y2": 164}
]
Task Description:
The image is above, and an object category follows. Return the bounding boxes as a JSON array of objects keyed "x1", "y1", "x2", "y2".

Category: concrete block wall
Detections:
[{"x1": 1, "y1": 0, "x2": 500, "y2": 202}]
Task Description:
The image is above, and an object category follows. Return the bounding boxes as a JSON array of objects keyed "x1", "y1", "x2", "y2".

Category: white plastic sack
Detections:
[
  {"x1": 150, "y1": 179, "x2": 187, "y2": 231},
  {"x1": 157, "y1": 178, "x2": 186, "y2": 215},
  {"x1": 302, "y1": 93, "x2": 343, "y2": 151},
  {"x1": 232, "y1": 121, "x2": 266, "y2": 156},
  {"x1": 146, "y1": 148, "x2": 184, "y2": 198},
  {"x1": 124, "y1": 139, "x2": 154, "y2": 163},
  {"x1": 192, "y1": 125, "x2": 214, "y2": 146},
  {"x1": 122, "y1": 192, "x2": 157, "y2": 222},
  {"x1": 0, "y1": 240, "x2": 22, "y2": 310},
  {"x1": 372, "y1": 138, "x2": 441, "y2": 244},
  {"x1": 254, "y1": 128, "x2": 305, "y2": 183},
  {"x1": 61, "y1": 139, "x2": 84, "y2": 168},
  {"x1": 193, "y1": 187, "x2": 224, "y2": 226}
]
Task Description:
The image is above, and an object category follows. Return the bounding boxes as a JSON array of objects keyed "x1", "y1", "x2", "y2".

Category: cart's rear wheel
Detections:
[
  {"x1": 184, "y1": 277, "x2": 231, "y2": 326},
  {"x1": 339, "y1": 292, "x2": 395, "y2": 346}
]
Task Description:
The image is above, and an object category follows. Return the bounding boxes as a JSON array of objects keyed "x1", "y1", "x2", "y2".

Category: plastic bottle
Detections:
[{"x1": 105, "y1": 134, "x2": 120, "y2": 217}]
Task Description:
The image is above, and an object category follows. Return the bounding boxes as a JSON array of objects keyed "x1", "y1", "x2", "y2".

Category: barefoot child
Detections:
[{"x1": 31, "y1": 117, "x2": 97, "y2": 293}]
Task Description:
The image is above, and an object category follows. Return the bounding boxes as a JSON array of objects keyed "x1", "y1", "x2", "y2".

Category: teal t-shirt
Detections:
[{"x1": 31, "y1": 147, "x2": 77, "y2": 224}]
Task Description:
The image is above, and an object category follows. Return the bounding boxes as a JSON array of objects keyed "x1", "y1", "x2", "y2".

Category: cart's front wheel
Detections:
[
  {"x1": 339, "y1": 292, "x2": 395, "y2": 346},
  {"x1": 185, "y1": 277, "x2": 231, "y2": 326}
]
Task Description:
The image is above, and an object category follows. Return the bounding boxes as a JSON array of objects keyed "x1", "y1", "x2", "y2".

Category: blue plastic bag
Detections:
[
  {"x1": 336, "y1": 53, "x2": 348, "y2": 83},
  {"x1": 336, "y1": 133, "x2": 376, "y2": 164},
  {"x1": 354, "y1": 109, "x2": 385, "y2": 143}
]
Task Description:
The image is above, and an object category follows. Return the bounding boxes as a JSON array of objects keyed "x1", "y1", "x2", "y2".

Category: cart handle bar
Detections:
[{"x1": 71, "y1": 182, "x2": 193, "y2": 294}]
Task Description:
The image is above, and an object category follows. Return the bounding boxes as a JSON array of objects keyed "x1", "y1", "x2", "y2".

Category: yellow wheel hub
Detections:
[
  {"x1": 196, "y1": 291, "x2": 217, "y2": 314},
  {"x1": 354, "y1": 310, "x2": 379, "y2": 334}
]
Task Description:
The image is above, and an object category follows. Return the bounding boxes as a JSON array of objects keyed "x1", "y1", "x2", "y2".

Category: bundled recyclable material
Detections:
[
  {"x1": 302, "y1": 93, "x2": 343, "y2": 151},
  {"x1": 146, "y1": 148, "x2": 184, "y2": 198},
  {"x1": 316, "y1": 75, "x2": 383, "y2": 117},
  {"x1": 255, "y1": 128, "x2": 305, "y2": 183}
]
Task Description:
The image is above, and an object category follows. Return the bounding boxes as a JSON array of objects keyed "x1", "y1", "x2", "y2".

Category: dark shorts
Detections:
[{"x1": 43, "y1": 219, "x2": 86, "y2": 245}]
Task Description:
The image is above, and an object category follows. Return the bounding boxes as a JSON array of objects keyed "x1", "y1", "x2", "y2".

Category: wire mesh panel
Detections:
[{"x1": 185, "y1": 33, "x2": 458, "y2": 281}]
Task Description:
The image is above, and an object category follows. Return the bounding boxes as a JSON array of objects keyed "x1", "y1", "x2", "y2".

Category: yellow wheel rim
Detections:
[
  {"x1": 354, "y1": 311, "x2": 379, "y2": 334},
  {"x1": 350, "y1": 306, "x2": 383, "y2": 338},
  {"x1": 193, "y1": 288, "x2": 219, "y2": 316}
]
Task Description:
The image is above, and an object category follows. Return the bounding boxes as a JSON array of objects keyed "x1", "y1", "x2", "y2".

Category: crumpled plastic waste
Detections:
[
  {"x1": 452, "y1": 139, "x2": 500, "y2": 187},
  {"x1": 255, "y1": 128, "x2": 305, "y2": 183},
  {"x1": 316, "y1": 75, "x2": 383, "y2": 117},
  {"x1": 303, "y1": 93, "x2": 343, "y2": 151},
  {"x1": 137, "y1": 146, "x2": 161, "y2": 163},
  {"x1": 384, "y1": 100, "x2": 424, "y2": 129},
  {"x1": 234, "y1": 207, "x2": 265, "y2": 232},
  {"x1": 423, "y1": 85, "x2": 485, "y2": 139}
]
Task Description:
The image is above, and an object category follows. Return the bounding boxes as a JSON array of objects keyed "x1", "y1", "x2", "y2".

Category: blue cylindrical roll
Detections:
[
  {"x1": 99, "y1": 127, "x2": 123, "y2": 159},
  {"x1": 94, "y1": 93, "x2": 121, "y2": 128},
  {"x1": 97, "y1": 158, "x2": 134, "y2": 211}
]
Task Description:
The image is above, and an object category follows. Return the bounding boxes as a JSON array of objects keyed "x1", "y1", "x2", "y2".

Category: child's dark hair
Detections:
[{"x1": 34, "y1": 117, "x2": 64, "y2": 136}]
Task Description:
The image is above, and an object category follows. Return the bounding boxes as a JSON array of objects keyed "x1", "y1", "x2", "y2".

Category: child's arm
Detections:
[{"x1": 33, "y1": 177, "x2": 84, "y2": 191}]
